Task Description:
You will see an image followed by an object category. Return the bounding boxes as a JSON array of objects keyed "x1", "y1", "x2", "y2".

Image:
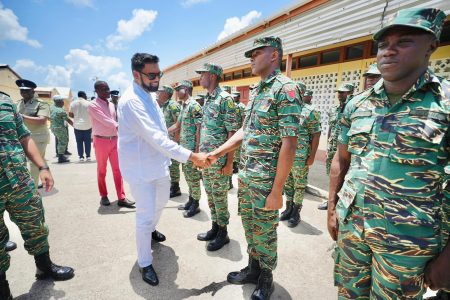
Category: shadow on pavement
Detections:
[
  {"x1": 129, "y1": 244, "x2": 230, "y2": 300},
  {"x1": 15, "y1": 280, "x2": 66, "y2": 300},
  {"x1": 242, "y1": 281, "x2": 293, "y2": 300},
  {"x1": 39, "y1": 187, "x2": 59, "y2": 197},
  {"x1": 97, "y1": 200, "x2": 136, "y2": 215},
  {"x1": 168, "y1": 194, "x2": 188, "y2": 204},
  {"x1": 206, "y1": 239, "x2": 243, "y2": 262},
  {"x1": 286, "y1": 220, "x2": 323, "y2": 235}
]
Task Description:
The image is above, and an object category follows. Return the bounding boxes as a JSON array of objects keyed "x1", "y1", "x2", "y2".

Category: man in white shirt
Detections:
[
  {"x1": 117, "y1": 52, "x2": 207, "y2": 286},
  {"x1": 69, "y1": 91, "x2": 92, "y2": 161}
]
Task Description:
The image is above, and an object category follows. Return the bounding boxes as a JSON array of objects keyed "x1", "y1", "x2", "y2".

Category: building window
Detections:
[
  {"x1": 345, "y1": 44, "x2": 364, "y2": 60},
  {"x1": 233, "y1": 71, "x2": 242, "y2": 79},
  {"x1": 224, "y1": 73, "x2": 232, "y2": 81},
  {"x1": 243, "y1": 68, "x2": 252, "y2": 78},
  {"x1": 370, "y1": 41, "x2": 378, "y2": 56},
  {"x1": 321, "y1": 49, "x2": 340, "y2": 64},
  {"x1": 291, "y1": 58, "x2": 298, "y2": 70},
  {"x1": 299, "y1": 54, "x2": 318, "y2": 68},
  {"x1": 281, "y1": 60, "x2": 287, "y2": 72},
  {"x1": 440, "y1": 22, "x2": 450, "y2": 45}
]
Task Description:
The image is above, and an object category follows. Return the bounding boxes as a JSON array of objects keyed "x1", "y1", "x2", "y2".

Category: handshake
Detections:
[{"x1": 189, "y1": 152, "x2": 219, "y2": 169}]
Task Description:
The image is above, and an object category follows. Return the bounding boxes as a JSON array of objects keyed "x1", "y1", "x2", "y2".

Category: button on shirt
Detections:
[
  {"x1": 117, "y1": 82, "x2": 191, "y2": 184},
  {"x1": 88, "y1": 98, "x2": 118, "y2": 136},
  {"x1": 70, "y1": 98, "x2": 92, "y2": 130}
]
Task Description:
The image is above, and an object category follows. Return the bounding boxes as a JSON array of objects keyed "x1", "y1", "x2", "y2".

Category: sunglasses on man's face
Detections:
[{"x1": 139, "y1": 71, "x2": 163, "y2": 80}]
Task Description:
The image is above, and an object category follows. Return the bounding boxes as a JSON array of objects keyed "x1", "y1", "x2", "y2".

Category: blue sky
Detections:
[{"x1": 1, "y1": 0, "x2": 297, "y2": 96}]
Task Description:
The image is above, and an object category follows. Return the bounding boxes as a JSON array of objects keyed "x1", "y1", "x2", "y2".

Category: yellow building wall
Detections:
[{"x1": 0, "y1": 68, "x2": 21, "y2": 101}]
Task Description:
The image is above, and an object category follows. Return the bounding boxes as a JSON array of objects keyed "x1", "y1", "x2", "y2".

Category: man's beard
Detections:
[{"x1": 140, "y1": 74, "x2": 159, "y2": 92}]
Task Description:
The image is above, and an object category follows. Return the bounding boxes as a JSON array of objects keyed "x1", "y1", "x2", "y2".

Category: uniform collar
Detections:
[
  {"x1": 207, "y1": 86, "x2": 221, "y2": 99},
  {"x1": 259, "y1": 69, "x2": 281, "y2": 88}
]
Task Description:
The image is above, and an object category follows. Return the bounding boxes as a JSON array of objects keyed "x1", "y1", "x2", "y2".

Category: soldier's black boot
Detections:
[
  {"x1": 197, "y1": 222, "x2": 219, "y2": 241},
  {"x1": 178, "y1": 196, "x2": 194, "y2": 210},
  {"x1": 227, "y1": 256, "x2": 261, "y2": 284},
  {"x1": 34, "y1": 252, "x2": 75, "y2": 280},
  {"x1": 5, "y1": 241, "x2": 16, "y2": 252},
  {"x1": 280, "y1": 201, "x2": 293, "y2": 221},
  {"x1": 229, "y1": 177, "x2": 233, "y2": 190},
  {"x1": 233, "y1": 162, "x2": 239, "y2": 174},
  {"x1": 170, "y1": 182, "x2": 181, "y2": 198},
  {"x1": 287, "y1": 204, "x2": 302, "y2": 228},
  {"x1": 251, "y1": 269, "x2": 274, "y2": 300},
  {"x1": 57, "y1": 154, "x2": 70, "y2": 163},
  {"x1": 207, "y1": 226, "x2": 230, "y2": 251},
  {"x1": 184, "y1": 200, "x2": 200, "y2": 218},
  {"x1": 0, "y1": 272, "x2": 12, "y2": 300}
]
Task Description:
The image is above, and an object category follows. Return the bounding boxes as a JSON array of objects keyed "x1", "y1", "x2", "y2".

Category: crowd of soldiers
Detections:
[{"x1": 0, "y1": 6, "x2": 449, "y2": 300}]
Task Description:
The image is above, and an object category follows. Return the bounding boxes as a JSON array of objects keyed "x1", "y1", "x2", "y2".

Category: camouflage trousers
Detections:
[
  {"x1": 51, "y1": 126, "x2": 68, "y2": 155},
  {"x1": 233, "y1": 146, "x2": 241, "y2": 164},
  {"x1": 238, "y1": 175, "x2": 279, "y2": 271},
  {"x1": 284, "y1": 159, "x2": 308, "y2": 205},
  {"x1": 182, "y1": 161, "x2": 201, "y2": 201},
  {"x1": 202, "y1": 164, "x2": 230, "y2": 226},
  {"x1": 0, "y1": 171, "x2": 49, "y2": 272},
  {"x1": 334, "y1": 205, "x2": 446, "y2": 299},
  {"x1": 169, "y1": 159, "x2": 180, "y2": 183}
]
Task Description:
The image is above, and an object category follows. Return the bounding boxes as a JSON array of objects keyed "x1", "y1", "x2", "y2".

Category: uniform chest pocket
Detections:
[
  {"x1": 346, "y1": 117, "x2": 375, "y2": 155},
  {"x1": 389, "y1": 111, "x2": 448, "y2": 166},
  {"x1": 205, "y1": 103, "x2": 220, "y2": 125}
]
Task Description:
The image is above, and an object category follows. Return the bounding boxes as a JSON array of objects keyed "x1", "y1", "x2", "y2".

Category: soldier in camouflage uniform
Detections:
[
  {"x1": 363, "y1": 63, "x2": 381, "y2": 90},
  {"x1": 232, "y1": 91, "x2": 246, "y2": 174},
  {"x1": 50, "y1": 95, "x2": 72, "y2": 163},
  {"x1": 16, "y1": 79, "x2": 51, "y2": 189},
  {"x1": 282, "y1": 88, "x2": 321, "y2": 228},
  {"x1": 195, "y1": 63, "x2": 240, "y2": 251},
  {"x1": 0, "y1": 91, "x2": 74, "y2": 300},
  {"x1": 328, "y1": 8, "x2": 450, "y2": 299},
  {"x1": 207, "y1": 36, "x2": 302, "y2": 300},
  {"x1": 156, "y1": 85, "x2": 182, "y2": 198},
  {"x1": 168, "y1": 80, "x2": 203, "y2": 218}
]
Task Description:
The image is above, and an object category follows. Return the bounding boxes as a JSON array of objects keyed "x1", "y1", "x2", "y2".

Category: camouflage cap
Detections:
[
  {"x1": 195, "y1": 63, "x2": 223, "y2": 77},
  {"x1": 335, "y1": 83, "x2": 355, "y2": 92},
  {"x1": 296, "y1": 81, "x2": 307, "y2": 94},
  {"x1": 244, "y1": 36, "x2": 283, "y2": 58},
  {"x1": 159, "y1": 85, "x2": 175, "y2": 96},
  {"x1": 363, "y1": 63, "x2": 381, "y2": 76},
  {"x1": 304, "y1": 90, "x2": 313, "y2": 97},
  {"x1": 174, "y1": 80, "x2": 193, "y2": 90},
  {"x1": 373, "y1": 8, "x2": 446, "y2": 41}
]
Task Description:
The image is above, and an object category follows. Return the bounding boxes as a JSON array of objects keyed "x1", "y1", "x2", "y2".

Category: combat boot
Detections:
[
  {"x1": 287, "y1": 204, "x2": 302, "y2": 228},
  {"x1": 178, "y1": 196, "x2": 193, "y2": 210},
  {"x1": 0, "y1": 272, "x2": 12, "y2": 300},
  {"x1": 57, "y1": 154, "x2": 70, "y2": 163},
  {"x1": 183, "y1": 200, "x2": 200, "y2": 218},
  {"x1": 229, "y1": 177, "x2": 233, "y2": 190},
  {"x1": 34, "y1": 251, "x2": 75, "y2": 281},
  {"x1": 251, "y1": 269, "x2": 274, "y2": 300},
  {"x1": 170, "y1": 182, "x2": 181, "y2": 198},
  {"x1": 197, "y1": 222, "x2": 219, "y2": 241},
  {"x1": 280, "y1": 201, "x2": 293, "y2": 221},
  {"x1": 207, "y1": 226, "x2": 230, "y2": 251},
  {"x1": 227, "y1": 256, "x2": 261, "y2": 284},
  {"x1": 233, "y1": 162, "x2": 239, "y2": 174}
]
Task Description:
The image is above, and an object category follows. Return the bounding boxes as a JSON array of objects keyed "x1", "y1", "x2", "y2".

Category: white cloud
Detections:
[
  {"x1": 64, "y1": 48, "x2": 122, "y2": 77},
  {"x1": 46, "y1": 65, "x2": 72, "y2": 87},
  {"x1": 0, "y1": 2, "x2": 42, "y2": 47},
  {"x1": 107, "y1": 72, "x2": 131, "y2": 92},
  {"x1": 181, "y1": 0, "x2": 209, "y2": 8},
  {"x1": 65, "y1": 0, "x2": 95, "y2": 8},
  {"x1": 14, "y1": 59, "x2": 46, "y2": 73},
  {"x1": 106, "y1": 9, "x2": 158, "y2": 50},
  {"x1": 217, "y1": 10, "x2": 261, "y2": 41}
]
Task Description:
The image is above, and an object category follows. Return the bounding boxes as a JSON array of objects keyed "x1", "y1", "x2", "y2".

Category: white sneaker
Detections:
[
  {"x1": 79, "y1": 157, "x2": 85, "y2": 162},
  {"x1": 86, "y1": 157, "x2": 91, "y2": 161}
]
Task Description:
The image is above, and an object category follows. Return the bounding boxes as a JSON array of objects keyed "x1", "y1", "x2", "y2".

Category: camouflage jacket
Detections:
[
  {"x1": 162, "y1": 99, "x2": 181, "y2": 140},
  {"x1": 0, "y1": 94, "x2": 31, "y2": 188},
  {"x1": 240, "y1": 69, "x2": 302, "y2": 180},
  {"x1": 296, "y1": 103, "x2": 321, "y2": 160},
  {"x1": 179, "y1": 98, "x2": 203, "y2": 152},
  {"x1": 50, "y1": 105, "x2": 68, "y2": 130},
  {"x1": 338, "y1": 69, "x2": 450, "y2": 249},
  {"x1": 200, "y1": 86, "x2": 240, "y2": 156}
]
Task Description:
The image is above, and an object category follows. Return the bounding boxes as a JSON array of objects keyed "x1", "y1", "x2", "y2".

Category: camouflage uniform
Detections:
[
  {"x1": 0, "y1": 94, "x2": 49, "y2": 272},
  {"x1": 162, "y1": 99, "x2": 181, "y2": 184},
  {"x1": 179, "y1": 98, "x2": 203, "y2": 201},
  {"x1": 335, "y1": 71, "x2": 450, "y2": 299},
  {"x1": 284, "y1": 103, "x2": 321, "y2": 205},
  {"x1": 17, "y1": 97, "x2": 50, "y2": 187},
  {"x1": 233, "y1": 101, "x2": 246, "y2": 166},
  {"x1": 326, "y1": 105, "x2": 342, "y2": 175},
  {"x1": 239, "y1": 69, "x2": 302, "y2": 270},
  {"x1": 50, "y1": 105, "x2": 69, "y2": 155},
  {"x1": 200, "y1": 86, "x2": 239, "y2": 226}
]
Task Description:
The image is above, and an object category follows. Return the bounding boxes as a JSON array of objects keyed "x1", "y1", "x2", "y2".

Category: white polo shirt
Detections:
[{"x1": 70, "y1": 97, "x2": 92, "y2": 130}]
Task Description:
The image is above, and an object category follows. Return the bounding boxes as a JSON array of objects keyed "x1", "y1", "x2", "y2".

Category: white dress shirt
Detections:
[{"x1": 117, "y1": 82, "x2": 192, "y2": 184}]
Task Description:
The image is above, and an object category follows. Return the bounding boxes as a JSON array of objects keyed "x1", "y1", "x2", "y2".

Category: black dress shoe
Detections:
[
  {"x1": 118, "y1": 198, "x2": 135, "y2": 208},
  {"x1": 317, "y1": 201, "x2": 328, "y2": 210},
  {"x1": 5, "y1": 241, "x2": 16, "y2": 252},
  {"x1": 100, "y1": 196, "x2": 110, "y2": 206},
  {"x1": 34, "y1": 252, "x2": 75, "y2": 281},
  {"x1": 140, "y1": 264, "x2": 159, "y2": 286},
  {"x1": 183, "y1": 200, "x2": 200, "y2": 218},
  {"x1": 152, "y1": 230, "x2": 166, "y2": 242}
]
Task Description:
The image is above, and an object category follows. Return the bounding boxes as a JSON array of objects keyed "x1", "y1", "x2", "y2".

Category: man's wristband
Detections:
[{"x1": 39, "y1": 165, "x2": 50, "y2": 171}]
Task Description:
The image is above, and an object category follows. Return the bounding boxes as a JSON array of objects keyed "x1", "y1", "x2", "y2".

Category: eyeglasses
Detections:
[{"x1": 139, "y1": 71, "x2": 163, "y2": 80}]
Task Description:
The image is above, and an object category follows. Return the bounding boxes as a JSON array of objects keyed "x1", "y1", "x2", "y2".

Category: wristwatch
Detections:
[{"x1": 39, "y1": 165, "x2": 50, "y2": 171}]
